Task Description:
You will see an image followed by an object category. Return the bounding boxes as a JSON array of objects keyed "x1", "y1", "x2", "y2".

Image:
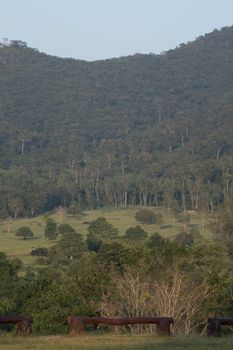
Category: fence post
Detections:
[
  {"x1": 16, "y1": 320, "x2": 32, "y2": 336},
  {"x1": 67, "y1": 316, "x2": 84, "y2": 335},
  {"x1": 157, "y1": 319, "x2": 172, "y2": 336},
  {"x1": 207, "y1": 318, "x2": 221, "y2": 337}
]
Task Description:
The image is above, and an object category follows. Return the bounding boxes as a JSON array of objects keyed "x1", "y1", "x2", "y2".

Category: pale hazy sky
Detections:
[{"x1": 0, "y1": 0, "x2": 232, "y2": 61}]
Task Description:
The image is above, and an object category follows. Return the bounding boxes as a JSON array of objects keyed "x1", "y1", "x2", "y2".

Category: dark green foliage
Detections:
[
  {"x1": 86, "y1": 217, "x2": 119, "y2": 252},
  {"x1": 44, "y1": 218, "x2": 57, "y2": 240},
  {"x1": 98, "y1": 242, "x2": 131, "y2": 271},
  {"x1": 23, "y1": 269, "x2": 84, "y2": 334},
  {"x1": 0, "y1": 253, "x2": 22, "y2": 314},
  {"x1": 15, "y1": 226, "x2": 34, "y2": 240},
  {"x1": 135, "y1": 209, "x2": 156, "y2": 225},
  {"x1": 58, "y1": 223, "x2": 76, "y2": 236},
  {"x1": 88, "y1": 217, "x2": 119, "y2": 238},
  {"x1": 1, "y1": 232, "x2": 233, "y2": 334},
  {"x1": 49, "y1": 233, "x2": 86, "y2": 264},
  {"x1": 147, "y1": 232, "x2": 166, "y2": 249},
  {"x1": 31, "y1": 247, "x2": 48, "y2": 256},
  {"x1": 125, "y1": 226, "x2": 148, "y2": 240}
]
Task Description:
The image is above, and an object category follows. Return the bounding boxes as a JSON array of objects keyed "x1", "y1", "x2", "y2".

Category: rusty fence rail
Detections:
[
  {"x1": 67, "y1": 316, "x2": 174, "y2": 336},
  {"x1": 207, "y1": 317, "x2": 233, "y2": 337},
  {"x1": 0, "y1": 316, "x2": 32, "y2": 336},
  {"x1": 2, "y1": 314, "x2": 231, "y2": 336}
]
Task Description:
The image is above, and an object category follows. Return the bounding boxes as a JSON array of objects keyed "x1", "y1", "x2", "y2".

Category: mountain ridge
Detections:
[{"x1": 0, "y1": 25, "x2": 232, "y2": 217}]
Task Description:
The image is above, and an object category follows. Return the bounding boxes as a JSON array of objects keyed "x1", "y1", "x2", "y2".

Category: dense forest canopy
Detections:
[{"x1": 0, "y1": 26, "x2": 233, "y2": 217}]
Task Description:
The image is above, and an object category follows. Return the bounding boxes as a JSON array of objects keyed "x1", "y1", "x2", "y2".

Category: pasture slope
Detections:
[{"x1": 0, "y1": 208, "x2": 211, "y2": 266}]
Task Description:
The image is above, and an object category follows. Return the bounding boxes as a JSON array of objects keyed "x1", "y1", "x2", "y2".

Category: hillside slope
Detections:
[{"x1": 0, "y1": 26, "x2": 233, "y2": 216}]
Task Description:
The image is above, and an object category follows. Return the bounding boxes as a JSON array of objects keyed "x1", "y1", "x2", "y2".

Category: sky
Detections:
[{"x1": 0, "y1": 0, "x2": 232, "y2": 61}]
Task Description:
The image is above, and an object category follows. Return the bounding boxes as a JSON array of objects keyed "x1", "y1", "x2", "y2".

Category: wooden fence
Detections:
[
  {"x1": 0, "y1": 316, "x2": 32, "y2": 335},
  {"x1": 1, "y1": 314, "x2": 231, "y2": 336},
  {"x1": 67, "y1": 316, "x2": 173, "y2": 336}
]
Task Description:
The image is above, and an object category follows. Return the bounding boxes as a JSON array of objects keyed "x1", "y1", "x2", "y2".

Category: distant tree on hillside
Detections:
[
  {"x1": 87, "y1": 217, "x2": 119, "y2": 252},
  {"x1": 49, "y1": 233, "x2": 86, "y2": 264},
  {"x1": 15, "y1": 226, "x2": 34, "y2": 240},
  {"x1": 58, "y1": 223, "x2": 76, "y2": 236},
  {"x1": 135, "y1": 209, "x2": 156, "y2": 225},
  {"x1": 125, "y1": 226, "x2": 148, "y2": 240},
  {"x1": 44, "y1": 218, "x2": 57, "y2": 240}
]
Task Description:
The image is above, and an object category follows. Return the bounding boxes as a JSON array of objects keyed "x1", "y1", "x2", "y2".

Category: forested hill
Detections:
[{"x1": 0, "y1": 26, "x2": 233, "y2": 217}]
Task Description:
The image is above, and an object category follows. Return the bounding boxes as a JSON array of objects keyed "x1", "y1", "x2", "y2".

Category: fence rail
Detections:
[
  {"x1": 67, "y1": 316, "x2": 174, "y2": 336},
  {"x1": 207, "y1": 317, "x2": 233, "y2": 337},
  {"x1": 0, "y1": 316, "x2": 32, "y2": 336},
  {"x1": 1, "y1": 314, "x2": 231, "y2": 336}
]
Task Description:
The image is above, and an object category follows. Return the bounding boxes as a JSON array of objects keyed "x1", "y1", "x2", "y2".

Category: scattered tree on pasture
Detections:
[{"x1": 15, "y1": 226, "x2": 34, "y2": 240}]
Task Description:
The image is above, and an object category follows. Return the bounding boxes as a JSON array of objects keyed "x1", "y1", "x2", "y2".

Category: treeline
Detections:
[
  {"x1": 1, "y1": 208, "x2": 233, "y2": 335},
  {"x1": 0, "y1": 158, "x2": 232, "y2": 218},
  {"x1": 0, "y1": 26, "x2": 233, "y2": 217}
]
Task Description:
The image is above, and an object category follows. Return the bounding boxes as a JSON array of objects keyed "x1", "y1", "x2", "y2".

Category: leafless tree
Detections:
[{"x1": 99, "y1": 265, "x2": 212, "y2": 335}]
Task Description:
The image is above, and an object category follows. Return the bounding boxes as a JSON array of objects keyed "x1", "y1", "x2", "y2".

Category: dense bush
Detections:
[
  {"x1": 49, "y1": 233, "x2": 86, "y2": 264},
  {"x1": 86, "y1": 217, "x2": 119, "y2": 252},
  {"x1": 135, "y1": 209, "x2": 156, "y2": 225},
  {"x1": 58, "y1": 223, "x2": 76, "y2": 236},
  {"x1": 44, "y1": 218, "x2": 58, "y2": 240},
  {"x1": 125, "y1": 226, "x2": 148, "y2": 240},
  {"x1": 147, "y1": 232, "x2": 166, "y2": 249},
  {"x1": 31, "y1": 247, "x2": 49, "y2": 257}
]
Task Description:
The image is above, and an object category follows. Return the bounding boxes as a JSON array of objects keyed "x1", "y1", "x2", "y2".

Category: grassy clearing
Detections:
[
  {"x1": 0, "y1": 207, "x2": 212, "y2": 266},
  {"x1": 0, "y1": 334, "x2": 232, "y2": 350}
]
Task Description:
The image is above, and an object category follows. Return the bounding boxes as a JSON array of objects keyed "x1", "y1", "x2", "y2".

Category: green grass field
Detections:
[
  {"x1": 0, "y1": 334, "x2": 232, "y2": 350},
  {"x1": 0, "y1": 207, "x2": 212, "y2": 266}
]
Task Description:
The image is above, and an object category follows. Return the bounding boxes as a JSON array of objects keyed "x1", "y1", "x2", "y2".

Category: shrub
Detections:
[
  {"x1": 31, "y1": 247, "x2": 49, "y2": 257},
  {"x1": 135, "y1": 209, "x2": 156, "y2": 225},
  {"x1": 87, "y1": 217, "x2": 119, "y2": 252},
  {"x1": 44, "y1": 218, "x2": 57, "y2": 240},
  {"x1": 147, "y1": 232, "x2": 166, "y2": 249},
  {"x1": 58, "y1": 223, "x2": 76, "y2": 236},
  {"x1": 49, "y1": 233, "x2": 86, "y2": 264},
  {"x1": 125, "y1": 226, "x2": 148, "y2": 240}
]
